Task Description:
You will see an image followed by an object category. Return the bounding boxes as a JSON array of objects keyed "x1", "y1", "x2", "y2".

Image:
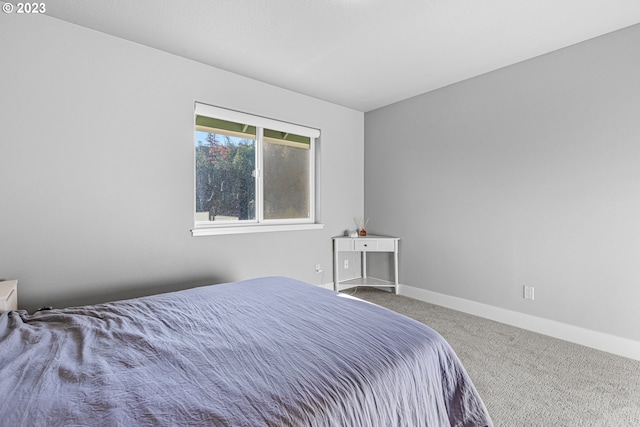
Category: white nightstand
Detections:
[
  {"x1": 0, "y1": 280, "x2": 18, "y2": 312},
  {"x1": 333, "y1": 235, "x2": 399, "y2": 294}
]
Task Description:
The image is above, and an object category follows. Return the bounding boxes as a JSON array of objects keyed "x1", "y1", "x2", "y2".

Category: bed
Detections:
[{"x1": 0, "y1": 276, "x2": 492, "y2": 426}]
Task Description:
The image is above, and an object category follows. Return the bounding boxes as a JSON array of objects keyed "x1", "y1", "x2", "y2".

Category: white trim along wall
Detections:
[
  {"x1": 315, "y1": 280, "x2": 640, "y2": 361},
  {"x1": 400, "y1": 284, "x2": 640, "y2": 362}
]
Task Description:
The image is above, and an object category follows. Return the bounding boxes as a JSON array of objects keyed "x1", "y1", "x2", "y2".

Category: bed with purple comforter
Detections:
[{"x1": 0, "y1": 276, "x2": 492, "y2": 426}]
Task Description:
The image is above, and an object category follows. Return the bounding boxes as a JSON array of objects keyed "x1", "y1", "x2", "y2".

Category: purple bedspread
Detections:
[{"x1": 0, "y1": 276, "x2": 492, "y2": 426}]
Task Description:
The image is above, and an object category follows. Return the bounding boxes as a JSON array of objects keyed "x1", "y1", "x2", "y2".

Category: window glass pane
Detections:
[
  {"x1": 195, "y1": 120, "x2": 256, "y2": 222},
  {"x1": 263, "y1": 130, "x2": 310, "y2": 220}
]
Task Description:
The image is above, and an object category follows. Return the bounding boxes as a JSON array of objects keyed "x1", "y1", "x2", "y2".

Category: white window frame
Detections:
[{"x1": 192, "y1": 102, "x2": 323, "y2": 236}]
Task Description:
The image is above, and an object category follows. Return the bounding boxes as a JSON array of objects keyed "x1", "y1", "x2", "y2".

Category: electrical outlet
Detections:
[
  {"x1": 523, "y1": 286, "x2": 535, "y2": 300},
  {"x1": 315, "y1": 264, "x2": 322, "y2": 274},
  {"x1": 343, "y1": 259, "x2": 349, "y2": 269}
]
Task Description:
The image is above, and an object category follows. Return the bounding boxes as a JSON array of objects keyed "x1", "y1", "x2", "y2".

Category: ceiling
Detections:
[{"x1": 43, "y1": 0, "x2": 640, "y2": 112}]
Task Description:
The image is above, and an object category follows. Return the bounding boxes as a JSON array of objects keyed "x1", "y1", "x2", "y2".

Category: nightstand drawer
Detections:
[
  {"x1": 353, "y1": 238, "x2": 396, "y2": 252},
  {"x1": 354, "y1": 239, "x2": 378, "y2": 251}
]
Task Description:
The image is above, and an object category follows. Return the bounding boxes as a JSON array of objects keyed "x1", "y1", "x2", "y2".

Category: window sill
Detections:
[{"x1": 191, "y1": 223, "x2": 324, "y2": 236}]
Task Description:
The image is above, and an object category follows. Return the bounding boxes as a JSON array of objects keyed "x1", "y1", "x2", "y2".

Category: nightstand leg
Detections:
[
  {"x1": 333, "y1": 239, "x2": 339, "y2": 291},
  {"x1": 362, "y1": 251, "x2": 367, "y2": 279},
  {"x1": 394, "y1": 243, "x2": 399, "y2": 294}
]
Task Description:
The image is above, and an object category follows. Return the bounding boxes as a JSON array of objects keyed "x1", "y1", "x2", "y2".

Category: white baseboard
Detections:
[{"x1": 399, "y1": 284, "x2": 640, "y2": 362}]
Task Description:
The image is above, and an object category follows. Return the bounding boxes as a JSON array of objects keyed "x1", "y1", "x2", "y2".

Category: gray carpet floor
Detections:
[{"x1": 348, "y1": 287, "x2": 640, "y2": 427}]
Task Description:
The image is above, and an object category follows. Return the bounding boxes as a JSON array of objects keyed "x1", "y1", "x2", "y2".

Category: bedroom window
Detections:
[{"x1": 192, "y1": 103, "x2": 322, "y2": 236}]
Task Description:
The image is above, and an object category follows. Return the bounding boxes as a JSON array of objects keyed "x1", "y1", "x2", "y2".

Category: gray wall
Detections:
[
  {"x1": 365, "y1": 24, "x2": 640, "y2": 342},
  {"x1": 0, "y1": 13, "x2": 363, "y2": 312}
]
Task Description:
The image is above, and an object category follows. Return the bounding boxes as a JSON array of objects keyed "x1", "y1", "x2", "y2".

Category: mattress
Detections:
[{"x1": 0, "y1": 276, "x2": 492, "y2": 426}]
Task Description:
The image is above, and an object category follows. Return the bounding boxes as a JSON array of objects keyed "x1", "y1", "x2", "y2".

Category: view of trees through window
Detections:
[
  {"x1": 195, "y1": 125, "x2": 311, "y2": 223},
  {"x1": 195, "y1": 131, "x2": 256, "y2": 221}
]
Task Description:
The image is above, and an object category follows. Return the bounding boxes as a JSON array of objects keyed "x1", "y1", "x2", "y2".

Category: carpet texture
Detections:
[{"x1": 349, "y1": 287, "x2": 640, "y2": 427}]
